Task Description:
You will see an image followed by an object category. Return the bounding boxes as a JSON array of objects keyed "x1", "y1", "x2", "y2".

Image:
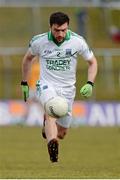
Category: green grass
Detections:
[{"x1": 0, "y1": 126, "x2": 120, "y2": 178}]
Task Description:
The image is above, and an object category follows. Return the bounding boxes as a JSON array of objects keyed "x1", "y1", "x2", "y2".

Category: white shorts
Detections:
[{"x1": 36, "y1": 81, "x2": 75, "y2": 128}]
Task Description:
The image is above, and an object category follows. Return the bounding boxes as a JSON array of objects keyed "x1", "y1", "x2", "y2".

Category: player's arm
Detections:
[
  {"x1": 22, "y1": 50, "x2": 35, "y2": 81},
  {"x1": 87, "y1": 55, "x2": 97, "y2": 83},
  {"x1": 21, "y1": 50, "x2": 35, "y2": 101},
  {"x1": 80, "y1": 55, "x2": 98, "y2": 97}
]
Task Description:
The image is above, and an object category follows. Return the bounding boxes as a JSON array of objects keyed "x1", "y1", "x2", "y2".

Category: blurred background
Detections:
[
  {"x1": 0, "y1": 0, "x2": 120, "y2": 178},
  {"x1": 0, "y1": 0, "x2": 120, "y2": 100},
  {"x1": 0, "y1": 0, "x2": 120, "y2": 126}
]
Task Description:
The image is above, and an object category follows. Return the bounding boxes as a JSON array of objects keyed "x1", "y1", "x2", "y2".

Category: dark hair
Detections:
[{"x1": 49, "y1": 12, "x2": 69, "y2": 26}]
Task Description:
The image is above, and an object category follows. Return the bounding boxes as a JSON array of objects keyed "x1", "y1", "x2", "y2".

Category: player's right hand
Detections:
[{"x1": 21, "y1": 81, "x2": 29, "y2": 102}]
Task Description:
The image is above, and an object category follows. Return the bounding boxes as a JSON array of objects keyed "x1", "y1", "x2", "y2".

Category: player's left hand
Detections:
[
  {"x1": 80, "y1": 81, "x2": 94, "y2": 98},
  {"x1": 21, "y1": 81, "x2": 29, "y2": 102}
]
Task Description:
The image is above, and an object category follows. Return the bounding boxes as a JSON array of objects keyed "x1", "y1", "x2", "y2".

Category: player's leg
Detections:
[
  {"x1": 56, "y1": 98, "x2": 73, "y2": 139},
  {"x1": 57, "y1": 123, "x2": 68, "y2": 139},
  {"x1": 56, "y1": 113, "x2": 72, "y2": 139},
  {"x1": 37, "y1": 82, "x2": 59, "y2": 162},
  {"x1": 45, "y1": 114, "x2": 57, "y2": 142},
  {"x1": 38, "y1": 81, "x2": 57, "y2": 139},
  {"x1": 42, "y1": 114, "x2": 46, "y2": 139},
  {"x1": 42, "y1": 109, "x2": 69, "y2": 140},
  {"x1": 44, "y1": 114, "x2": 59, "y2": 162}
]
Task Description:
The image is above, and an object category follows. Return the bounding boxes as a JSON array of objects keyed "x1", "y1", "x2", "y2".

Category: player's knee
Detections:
[{"x1": 58, "y1": 130, "x2": 67, "y2": 139}]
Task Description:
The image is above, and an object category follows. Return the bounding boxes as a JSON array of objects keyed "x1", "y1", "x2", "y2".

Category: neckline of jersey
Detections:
[{"x1": 48, "y1": 30, "x2": 71, "y2": 46}]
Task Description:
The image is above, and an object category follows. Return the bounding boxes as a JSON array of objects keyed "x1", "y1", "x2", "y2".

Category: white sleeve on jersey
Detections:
[
  {"x1": 28, "y1": 38, "x2": 39, "y2": 56},
  {"x1": 78, "y1": 38, "x2": 94, "y2": 60}
]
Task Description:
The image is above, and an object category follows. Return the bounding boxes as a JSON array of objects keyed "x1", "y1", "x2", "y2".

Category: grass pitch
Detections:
[{"x1": 0, "y1": 126, "x2": 120, "y2": 179}]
